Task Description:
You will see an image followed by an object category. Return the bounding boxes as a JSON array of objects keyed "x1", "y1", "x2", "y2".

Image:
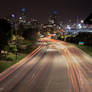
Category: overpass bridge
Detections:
[{"x1": 66, "y1": 29, "x2": 92, "y2": 34}]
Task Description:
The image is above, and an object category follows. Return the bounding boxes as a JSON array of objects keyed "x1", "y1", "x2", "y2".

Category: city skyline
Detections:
[{"x1": 0, "y1": 0, "x2": 92, "y2": 23}]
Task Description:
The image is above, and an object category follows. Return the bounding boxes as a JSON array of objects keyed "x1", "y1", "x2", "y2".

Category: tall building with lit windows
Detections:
[
  {"x1": 19, "y1": 8, "x2": 27, "y2": 24},
  {"x1": 48, "y1": 14, "x2": 57, "y2": 25}
]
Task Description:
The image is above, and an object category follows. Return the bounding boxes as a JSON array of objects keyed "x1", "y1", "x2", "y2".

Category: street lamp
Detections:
[
  {"x1": 11, "y1": 14, "x2": 15, "y2": 18},
  {"x1": 21, "y1": 8, "x2": 26, "y2": 13}
]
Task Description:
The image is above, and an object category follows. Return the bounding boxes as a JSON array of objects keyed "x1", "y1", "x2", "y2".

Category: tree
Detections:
[
  {"x1": 17, "y1": 23, "x2": 25, "y2": 36},
  {"x1": 0, "y1": 18, "x2": 13, "y2": 54},
  {"x1": 22, "y1": 28, "x2": 38, "y2": 43},
  {"x1": 84, "y1": 13, "x2": 92, "y2": 24}
]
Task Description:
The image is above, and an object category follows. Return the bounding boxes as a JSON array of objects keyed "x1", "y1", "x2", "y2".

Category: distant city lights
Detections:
[
  {"x1": 77, "y1": 24, "x2": 82, "y2": 29},
  {"x1": 66, "y1": 25, "x2": 71, "y2": 30},
  {"x1": 19, "y1": 17, "x2": 22, "y2": 20},
  {"x1": 81, "y1": 20, "x2": 84, "y2": 23}
]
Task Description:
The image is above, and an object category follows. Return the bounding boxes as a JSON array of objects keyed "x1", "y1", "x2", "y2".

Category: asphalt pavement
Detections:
[{"x1": 0, "y1": 38, "x2": 92, "y2": 92}]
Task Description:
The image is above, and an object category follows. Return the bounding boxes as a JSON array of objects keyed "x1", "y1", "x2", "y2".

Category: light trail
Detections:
[
  {"x1": 0, "y1": 43, "x2": 44, "y2": 82},
  {"x1": 45, "y1": 36, "x2": 92, "y2": 92},
  {"x1": 65, "y1": 49, "x2": 80, "y2": 92},
  {"x1": 0, "y1": 35, "x2": 92, "y2": 92},
  {"x1": 65, "y1": 48, "x2": 91, "y2": 92}
]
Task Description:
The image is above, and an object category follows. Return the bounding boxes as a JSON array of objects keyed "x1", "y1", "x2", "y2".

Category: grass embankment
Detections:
[
  {"x1": 74, "y1": 44, "x2": 92, "y2": 57},
  {"x1": 0, "y1": 39, "x2": 36, "y2": 73}
]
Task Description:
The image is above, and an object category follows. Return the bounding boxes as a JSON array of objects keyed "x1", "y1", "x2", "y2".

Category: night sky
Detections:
[{"x1": 0, "y1": 0, "x2": 92, "y2": 23}]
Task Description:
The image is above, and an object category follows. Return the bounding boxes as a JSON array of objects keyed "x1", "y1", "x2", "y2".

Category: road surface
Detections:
[{"x1": 0, "y1": 37, "x2": 92, "y2": 92}]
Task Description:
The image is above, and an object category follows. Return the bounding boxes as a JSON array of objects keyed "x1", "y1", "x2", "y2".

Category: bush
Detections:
[{"x1": 66, "y1": 32, "x2": 92, "y2": 46}]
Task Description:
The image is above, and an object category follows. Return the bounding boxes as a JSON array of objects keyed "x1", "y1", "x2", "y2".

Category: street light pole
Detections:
[
  {"x1": 11, "y1": 14, "x2": 18, "y2": 60},
  {"x1": 15, "y1": 24, "x2": 18, "y2": 61}
]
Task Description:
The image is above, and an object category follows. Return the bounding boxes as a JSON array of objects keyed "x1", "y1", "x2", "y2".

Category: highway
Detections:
[{"x1": 0, "y1": 36, "x2": 92, "y2": 92}]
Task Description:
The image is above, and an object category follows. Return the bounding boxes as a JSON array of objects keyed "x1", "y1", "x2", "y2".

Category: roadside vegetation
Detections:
[
  {"x1": 0, "y1": 18, "x2": 40, "y2": 73},
  {"x1": 56, "y1": 31, "x2": 92, "y2": 57},
  {"x1": 0, "y1": 38, "x2": 36, "y2": 73}
]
